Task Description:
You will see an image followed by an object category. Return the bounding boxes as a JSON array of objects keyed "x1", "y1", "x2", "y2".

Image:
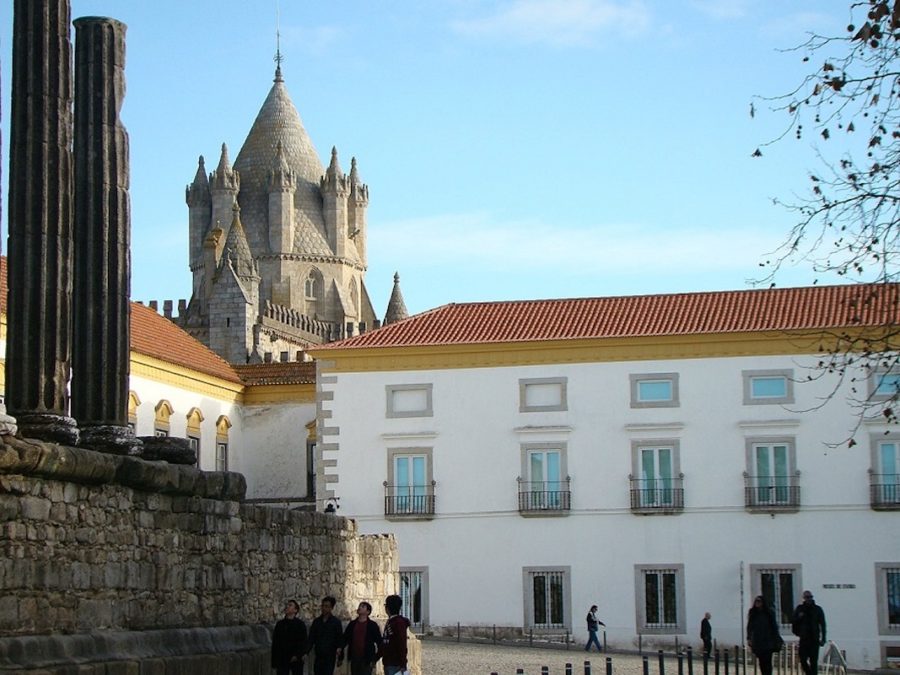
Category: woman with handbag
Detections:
[{"x1": 747, "y1": 595, "x2": 783, "y2": 675}]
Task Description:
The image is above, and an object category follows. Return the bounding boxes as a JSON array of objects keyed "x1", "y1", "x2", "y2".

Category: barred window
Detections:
[
  {"x1": 635, "y1": 564, "x2": 684, "y2": 634},
  {"x1": 877, "y1": 564, "x2": 900, "y2": 634},
  {"x1": 750, "y1": 564, "x2": 800, "y2": 627},
  {"x1": 524, "y1": 567, "x2": 570, "y2": 630}
]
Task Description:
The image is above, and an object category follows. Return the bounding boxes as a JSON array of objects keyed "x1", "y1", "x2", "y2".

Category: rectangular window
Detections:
[
  {"x1": 400, "y1": 568, "x2": 428, "y2": 629},
  {"x1": 872, "y1": 371, "x2": 900, "y2": 400},
  {"x1": 519, "y1": 377, "x2": 568, "y2": 412},
  {"x1": 630, "y1": 440, "x2": 683, "y2": 512},
  {"x1": 745, "y1": 438, "x2": 798, "y2": 510},
  {"x1": 386, "y1": 384, "x2": 433, "y2": 418},
  {"x1": 876, "y1": 563, "x2": 900, "y2": 635},
  {"x1": 215, "y1": 442, "x2": 228, "y2": 472},
  {"x1": 630, "y1": 373, "x2": 679, "y2": 408},
  {"x1": 386, "y1": 448, "x2": 435, "y2": 517},
  {"x1": 154, "y1": 428, "x2": 169, "y2": 438},
  {"x1": 872, "y1": 439, "x2": 900, "y2": 507},
  {"x1": 635, "y1": 564, "x2": 685, "y2": 633},
  {"x1": 751, "y1": 565, "x2": 799, "y2": 627},
  {"x1": 743, "y1": 369, "x2": 794, "y2": 405},
  {"x1": 524, "y1": 567, "x2": 570, "y2": 630}
]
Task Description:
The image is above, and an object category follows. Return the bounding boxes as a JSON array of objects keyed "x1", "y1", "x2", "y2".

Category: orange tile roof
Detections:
[
  {"x1": 314, "y1": 283, "x2": 900, "y2": 350},
  {"x1": 234, "y1": 361, "x2": 317, "y2": 385},
  {"x1": 1, "y1": 257, "x2": 242, "y2": 385}
]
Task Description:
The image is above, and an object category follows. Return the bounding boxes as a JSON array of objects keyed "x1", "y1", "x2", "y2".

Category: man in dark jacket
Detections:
[
  {"x1": 380, "y1": 594, "x2": 411, "y2": 675},
  {"x1": 339, "y1": 601, "x2": 382, "y2": 675},
  {"x1": 700, "y1": 612, "x2": 712, "y2": 657},
  {"x1": 792, "y1": 590, "x2": 827, "y2": 675},
  {"x1": 271, "y1": 600, "x2": 307, "y2": 675},
  {"x1": 307, "y1": 596, "x2": 344, "y2": 675}
]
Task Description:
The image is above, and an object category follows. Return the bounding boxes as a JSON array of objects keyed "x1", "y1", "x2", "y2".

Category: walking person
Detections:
[
  {"x1": 700, "y1": 612, "x2": 713, "y2": 658},
  {"x1": 307, "y1": 596, "x2": 344, "y2": 675},
  {"x1": 271, "y1": 599, "x2": 307, "y2": 675},
  {"x1": 792, "y1": 590, "x2": 827, "y2": 675},
  {"x1": 380, "y1": 594, "x2": 411, "y2": 675},
  {"x1": 339, "y1": 601, "x2": 382, "y2": 675},
  {"x1": 746, "y1": 595, "x2": 783, "y2": 675},
  {"x1": 585, "y1": 604, "x2": 605, "y2": 652}
]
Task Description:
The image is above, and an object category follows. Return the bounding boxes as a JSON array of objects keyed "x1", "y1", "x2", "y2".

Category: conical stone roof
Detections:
[
  {"x1": 384, "y1": 272, "x2": 410, "y2": 325},
  {"x1": 233, "y1": 73, "x2": 332, "y2": 257}
]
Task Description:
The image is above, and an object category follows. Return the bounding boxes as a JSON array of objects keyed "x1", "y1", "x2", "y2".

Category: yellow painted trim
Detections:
[
  {"x1": 130, "y1": 352, "x2": 244, "y2": 402},
  {"x1": 0, "y1": 313, "x2": 6, "y2": 341},
  {"x1": 242, "y1": 382, "x2": 316, "y2": 405},
  {"x1": 309, "y1": 328, "x2": 886, "y2": 373}
]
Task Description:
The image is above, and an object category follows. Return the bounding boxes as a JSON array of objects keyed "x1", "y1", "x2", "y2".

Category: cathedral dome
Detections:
[{"x1": 233, "y1": 73, "x2": 332, "y2": 257}]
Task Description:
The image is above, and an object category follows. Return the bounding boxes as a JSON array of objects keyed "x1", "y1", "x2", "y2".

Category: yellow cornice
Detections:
[
  {"x1": 130, "y1": 352, "x2": 244, "y2": 402},
  {"x1": 309, "y1": 328, "x2": 871, "y2": 373},
  {"x1": 242, "y1": 382, "x2": 316, "y2": 405}
]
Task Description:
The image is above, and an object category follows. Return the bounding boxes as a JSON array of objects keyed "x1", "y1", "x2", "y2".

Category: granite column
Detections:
[
  {"x1": 6, "y1": 0, "x2": 79, "y2": 444},
  {"x1": 71, "y1": 17, "x2": 139, "y2": 454}
]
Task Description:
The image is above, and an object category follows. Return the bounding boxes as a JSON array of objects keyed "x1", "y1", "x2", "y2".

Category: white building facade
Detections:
[{"x1": 310, "y1": 285, "x2": 900, "y2": 669}]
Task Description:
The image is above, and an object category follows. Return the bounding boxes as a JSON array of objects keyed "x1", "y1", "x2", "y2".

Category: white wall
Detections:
[
  {"x1": 241, "y1": 401, "x2": 316, "y2": 499},
  {"x1": 321, "y1": 352, "x2": 899, "y2": 669}
]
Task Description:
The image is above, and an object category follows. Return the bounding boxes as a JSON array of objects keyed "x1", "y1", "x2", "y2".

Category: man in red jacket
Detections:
[{"x1": 379, "y1": 594, "x2": 411, "y2": 675}]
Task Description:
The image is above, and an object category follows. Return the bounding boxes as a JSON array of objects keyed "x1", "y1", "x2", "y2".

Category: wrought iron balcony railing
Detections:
[
  {"x1": 744, "y1": 473, "x2": 800, "y2": 511},
  {"x1": 870, "y1": 473, "x2": 900, "y2": 510},
  {"x1": 383, "y1": 481, "x2": 436, "y2": 518},
  {"x1": 517, "y1": 478, "x2": 571, "y2": 514},
  {"x1": 629, "y1": 476, "x2": 684, "y2": 514}
]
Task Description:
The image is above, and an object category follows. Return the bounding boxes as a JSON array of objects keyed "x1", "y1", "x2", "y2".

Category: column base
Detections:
[
  {"x1": 78, "y1": 424, "x2": 143, "y2": 456},
  {"x1": 15, "y1": 413, "x2": 79, "y2": 446}
]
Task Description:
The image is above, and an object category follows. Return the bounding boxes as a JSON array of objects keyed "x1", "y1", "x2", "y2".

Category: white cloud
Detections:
[{"x1": 450, "y1": 0, "x2": 651, "y2": 47}]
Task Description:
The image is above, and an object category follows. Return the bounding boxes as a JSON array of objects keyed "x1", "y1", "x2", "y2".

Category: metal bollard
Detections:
[
  {"x1": 457, "y1": 621, "x2": 460, "y2": 642},
  {"x1": 606, "y1": 656, "x2": 613, "y2": 675},
  {"x1": 679, "y1": 651, "x2": 685, "y2": 675},
  {"x1": 724, "y1": 649, "x2": 730, "y2": 675},
  {"x1": 517, "y1": 670, "x2": 525, "y2": 675},
  {"x1": 659, "y1": 649, "x2": 666, "y2": 675},
  {"x1": 643, "y1": 655, "x2": 650, "y2": 675},
  {"x1": 543, "y1": 668, "x2": 550, "y2": 675},
  {"x1": 493, "y1": 624, "x2": 497, "y2": 644},
  {"x1": 566, "y1": 664, "x2": 574, "y2": 675},
  {"x1": 585, "y1": 660, "x2": 593, "y2": 675},
  {"x1": 687, "y1": 646, "x2": 694, "y2": 675},
  {"x1": 714, "y1": 649, "x2": 720, "y2": 675}
]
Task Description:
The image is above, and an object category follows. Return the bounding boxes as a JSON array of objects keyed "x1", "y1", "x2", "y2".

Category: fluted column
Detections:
[
  {"x1": 71, "y1": 17, "x2": 139, "y2": 454},
  {"x1": 6, "y1": 0, "x2": 79, "y2": 444}
]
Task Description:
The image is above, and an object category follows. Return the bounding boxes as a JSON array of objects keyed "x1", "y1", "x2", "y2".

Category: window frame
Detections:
[
  {"x1": 870, "y1": 434, "x2": 900, "y2": 509},
  {"x1": 519, "y1": 442, "x2": 570, "y2": 514},
  {"x1": 385, "y1": 384, "x2": 434, "y2": 419},
  {"x1": 385, "y1": 447, "x2": 435, "y2": 519},
  {"x1": 630, "y1": 439, "x2": 683, "y2": 512},
  {"x1": 876, "y1": 563, "x2": 900, "y2": 636},
  {"x1": 400, "y1": 567, "x2": 429, "y2": 629},
  {"x1": 743, "y1": 369, "x2": 794, "y2": 405},
  {"x1": 523, "y1": 566, "x2": 571, "y2": 632},
  {"x1": 871, "y1": 370, "x2": 900, "y2": 402},
  {"x1": 634, "y1": 564, "x2": 685, "y2": 634},
  {"x1": 744, "y1": 436, "x2": 799, "y2": 511},
  {"x1": 519, "y1": 377, "x2": 568, "y2": 413},
  {"x1": 750, "y1": 564, "x2": 801, "y2": 628},
  {"x1": 630, "y1": 373, "x2": 680, "y2": 409}
]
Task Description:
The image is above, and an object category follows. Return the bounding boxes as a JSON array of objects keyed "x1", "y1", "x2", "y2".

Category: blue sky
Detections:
[{"x1": 0, "y1": 1, "x2": 858, "y2": 317}]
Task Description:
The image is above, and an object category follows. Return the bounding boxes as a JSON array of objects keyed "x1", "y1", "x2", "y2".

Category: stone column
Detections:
[
  {"x1": 6, "y1": 0, "x2": 79, "y2": 445},
  {"x1": 71, "y1": 17, "x2": 140, "y2": 454}
]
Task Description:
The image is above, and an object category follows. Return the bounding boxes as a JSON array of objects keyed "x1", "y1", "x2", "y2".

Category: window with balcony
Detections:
[
  {"x1": 630, "y1": 441, "x2": 683, "y2": 514},
  {"x1": 630, "y1": 373, "x2": 679, "y2": 408},
  {"x1": 519, "y1": 444, "x2": 570, "y2": 514},
  {"x1": 876, "y1": 563, "x2": 900, "y2": 635},
  {"x1": 743, "y1": 369, "x2": 794, "y2": 405},
  {"x1": 872, "y1": 437, "x2": 900, "y2": 509},
  {"x1": 751, "y1": 564, "x2": 800, "y2": 627},
  {"x1": 635, "y1": 565, "x2": 685, "y2": 634},
  {"x1": 386, "y1": 384, "x2": 434, "y2": 418},
  {"x1": 524, "y1": 567, "x2": 570, "y2": 631},
  {"x1": 519, "y1": 377, "x2": 568, "y2": 413},
  {"x1": 745, "y1": 438, "x2": 799, "y2": 511},
  {"x1": 385, "y1": 448, "x2": 435, "y2": 518}
]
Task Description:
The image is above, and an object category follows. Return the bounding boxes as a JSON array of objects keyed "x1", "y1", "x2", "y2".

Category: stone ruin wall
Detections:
[{"x1": 0, "y1": 435, "x2": 401, "y2": 673}]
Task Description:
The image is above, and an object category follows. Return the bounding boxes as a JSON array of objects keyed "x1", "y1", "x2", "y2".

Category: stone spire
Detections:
[
  {"x1": 320, "y1": 146, "x2": 348, "y2": 196},
  {"x1": 267, "y1": 140, "x2": 295, "y2": 192},
  {"x1": 6, "y1": 0, "x2": 79, "y2": 444},
  {"x1": 224, "y1": 203, "x2": 256, "y2": 279},
  {"x1": 186, "y1": 155, "x2": 211, "y2": 207},
  {"x1": 383, "y1": 272, "x2": 409, "y2": 325},
  {"x1": 349, "y1": 157, "x2": 368, "y2": 205},
  {"x1": 210, "y1": 143, "x2": 239, "y2": 192}
]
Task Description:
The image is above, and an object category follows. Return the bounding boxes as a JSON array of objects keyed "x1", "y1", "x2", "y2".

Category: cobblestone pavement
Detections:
[{"x1": 421, "y1": 640, "x2": 651, "y2": 675}]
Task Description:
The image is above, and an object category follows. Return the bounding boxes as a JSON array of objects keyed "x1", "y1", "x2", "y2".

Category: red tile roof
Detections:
[
  {"x1": 234, "y1": 361, "x2": 317, "y2": 385},
  {"x1": 1, "y1": 257, "x2": 242, "y2": 385},
  {"x1": 315, "y1": 283, "x2": 900, "y2": 349}
]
